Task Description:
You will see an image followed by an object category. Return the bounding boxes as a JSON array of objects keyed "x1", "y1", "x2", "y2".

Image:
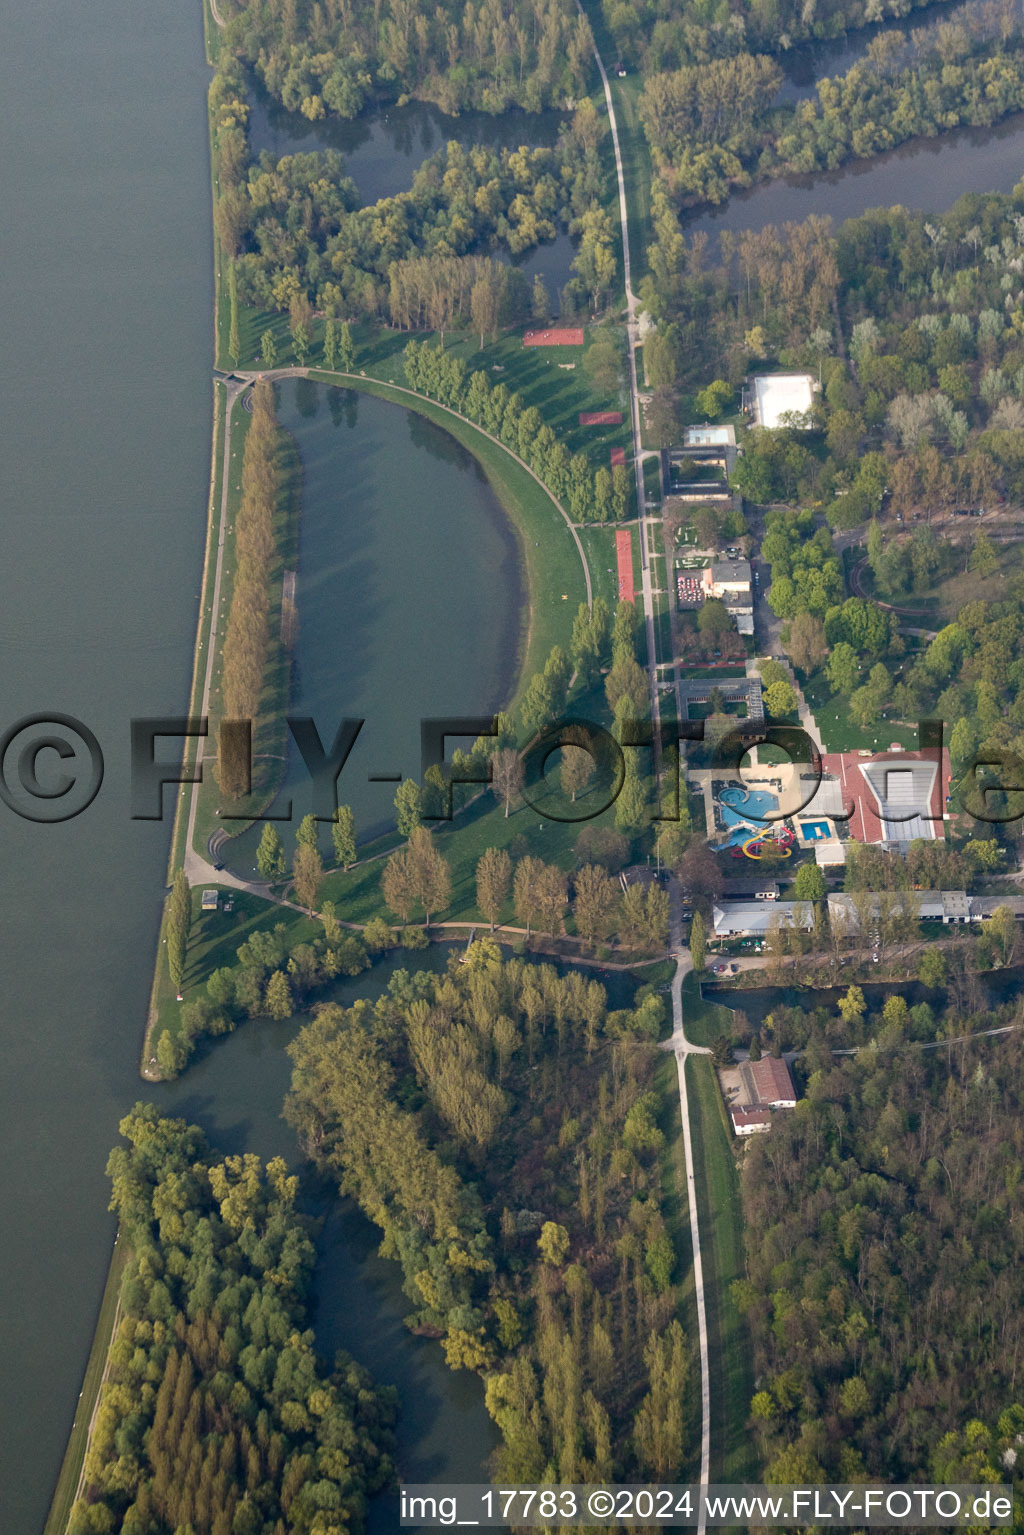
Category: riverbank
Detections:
[{"x1": 41, "y1": 1236, "x2": 130, "y2": 1535}]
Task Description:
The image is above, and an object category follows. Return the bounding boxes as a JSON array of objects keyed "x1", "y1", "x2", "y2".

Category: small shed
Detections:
[{"x1": 201, "y1": 889, "x2": 219, "y2": 912}]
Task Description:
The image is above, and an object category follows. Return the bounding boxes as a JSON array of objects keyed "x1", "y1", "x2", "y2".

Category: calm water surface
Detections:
[{"x1": 9, "y1": 0, "x2": 1024, "y2": 1528}]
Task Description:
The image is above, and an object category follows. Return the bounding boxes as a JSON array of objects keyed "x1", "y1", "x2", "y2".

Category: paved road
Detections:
[
  {"x1": 583, "y1": 26, "x2": 714, "y2": 1504},
  {"x1": 661, "y1": 884, "x2": 712, "y2": 1508}
]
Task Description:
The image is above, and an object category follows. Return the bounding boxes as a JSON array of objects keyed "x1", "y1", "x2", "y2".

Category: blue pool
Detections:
[
  {"x1": 801, "y1": 819, "x2": 831, "y2": 840},
  {"x1": 718, "y1": 786, "x2": 779, "y2": 844}
]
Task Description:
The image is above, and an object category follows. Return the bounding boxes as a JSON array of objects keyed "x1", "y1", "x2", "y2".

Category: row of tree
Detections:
[
  {"x1": 216, "y1": 380, "x2": 282, "y2": 798},
  {"x1": 402, "y1": 339, "x2": 631, "y2": 520}
]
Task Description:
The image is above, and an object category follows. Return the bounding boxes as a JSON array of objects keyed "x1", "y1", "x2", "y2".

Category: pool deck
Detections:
[{"x1": 690, "y1": 757, "x2": 816, "y2": 848}]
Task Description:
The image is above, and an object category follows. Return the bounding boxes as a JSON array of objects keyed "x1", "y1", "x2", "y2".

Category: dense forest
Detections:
[
  {"x1": 211, "y1": 67, "x2": 611, "y2": 320},
  {"x1": 602, "y1": 0, "x2": 956, "y2": 73},
  {"x1": 285, "y1": 949, "x2": 694, "y2": 1481},
  {"x1": 639, "y1": 4, "x2": 1024, "y2": 207},
  {"x1": 736, "y1": 1028, "x2": 1024, "y2": 1493},
  {"x1": 217, "y1": 0, "x2": 594, "y2": 116},
  {"x1": 67, "y1": 1105, "x2": 395, "y2": 1535}
]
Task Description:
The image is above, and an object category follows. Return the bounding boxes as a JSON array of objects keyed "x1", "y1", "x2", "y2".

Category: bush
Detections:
[{"x1": 401, "y1": 925, "x2": 429, "y2": 949}]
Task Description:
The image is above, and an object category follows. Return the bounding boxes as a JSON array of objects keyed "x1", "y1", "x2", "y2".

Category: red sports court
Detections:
[
  {"x1": 610, "y1": 446, "x2": 626, "y2": 467},
  {"x1": 616, "y1": 529, "x2": 634, "y2": 603},
  {"x1": 523, "y1": 327, "x2": 584, "y2": 346},
  {"x1": 580, "y1": 411, "x2": 622, "y2": 425}
]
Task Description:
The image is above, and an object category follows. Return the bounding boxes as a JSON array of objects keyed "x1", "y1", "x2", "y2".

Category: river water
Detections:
[{"x1": 8, "y1": 1, "x2": 1024, "y2": 1530}]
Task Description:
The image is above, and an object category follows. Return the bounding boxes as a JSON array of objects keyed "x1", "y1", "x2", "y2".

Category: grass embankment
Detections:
[
  {"x1": 42, "y1": 1236, "x2": 130, "y2": 1535},
  {"x1": 685, "y1": 1055, "x2": 755, "y2": 1480}
]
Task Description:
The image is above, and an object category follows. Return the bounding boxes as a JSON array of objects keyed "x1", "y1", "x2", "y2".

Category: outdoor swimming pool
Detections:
[
  {"x1": 800, "y1": 820, "x2": 831, "y2": 840},
  {"x1": 718, "y1": 786, "x2": 780, "y2": 844}
]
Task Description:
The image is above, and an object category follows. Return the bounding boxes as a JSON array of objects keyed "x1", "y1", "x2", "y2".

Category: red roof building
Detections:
[
  {"x1": 815, "y1": 747, "x2": 951, "y2": 847},
  {"x1": 730, "y1": 1107, "x2": 772, "y2": 1136},
  {"x1": 739, "y1": 1056, "x2": 797, "y2": 1109}
]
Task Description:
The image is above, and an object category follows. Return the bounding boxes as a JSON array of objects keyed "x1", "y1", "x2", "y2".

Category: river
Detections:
[
  {"x1": 8, "y1": 1, "x2": 1024, "y2": 1530},
  {"x1": 0, "y1": 6, "x2": 505, "y2": 1530}
]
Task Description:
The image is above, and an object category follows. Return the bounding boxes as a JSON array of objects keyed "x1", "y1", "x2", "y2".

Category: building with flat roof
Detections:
[
  {"x1": 814, "y1": 748, "x2": 951, "y2": 848},
  {"x1": 712, "y1": 900, "x2": 814, "y2": 938},
  {"x1": 745, "y1": 372, "x2": 817, "y2": 429},
  {"x1": 827, "y1": 889, "x2": 971, "y2": 931},
  {"x1": 684, "y1": 424, "x2": 736, "y2": 447},
  {"x1": 201, "y1": 889, "x2": 219, "y2": 911}
]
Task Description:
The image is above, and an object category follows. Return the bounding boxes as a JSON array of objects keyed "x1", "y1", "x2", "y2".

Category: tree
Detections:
[
  {"x1": 260, "y1": 329, "x2": 277, "y2": 368},
  {"x1": 471, "y1": 271, "x2": 502, "y2": 347},
  {"x1": 256, "y1": 823, "x2": 286, "y2": 880},
  {"x1": 323, "y1": 316, "x2": 337, "y2": 370},
  {"x1": 395, "y1": 778, "x2": 422, "y2": 837},
  {"x1": 537, "y1": 1220, "x2": 570, "y2": 1266},
  {"x1": 786, "y1": 612, "x2": 828, "y2": 674},
  {"x1": 408, "y1": 826, "x2": 452, "y2": 926},
  {"x1": 490, "y1": 747, "x2": 524, "y2": 817},
  {"x1": 560, "y1": 728, "x2": 597, "y2": 802},
  {"x1": 748, "y1": 1031, "x2": 762, "y2": 1061},
  {"x1": 697, "y1": 599, "x2": 732, "y2": 639},
  {"x1": 606, "y1": 655, "x2": 648, "y2": 716},
  {"x1": 838, "y1": 985, "x2": 866, "y2": 1025},
  {"x1": 793, "y1": 863, "x2": 826, "y2": 902},
  {"x1": 763, "y1": 678, "x2": 797, "y2": 717},
  {"x1": 296, "y1": 813, "x2": 319, "y2": 849},
  {"x1": 381, "y1": 845, "x2": 417, "y2": 922},
  {"x1": 689, "y1": 910, "x2": 707, "y2": 971},
  {"x1": 264, "y1": 970, "x2": 293, "y2": 1020},
  {"x1": 918, "y1": 947, "x2": 947, "y2": 988},
  {"x1": 678, "y1": 844, "x2": 723, "y2": 903},
  {"x1": 332, "y1": 804, "x2": 356, "y2": 867},
  {"x1": 292, "y1": 843, "x2": 323, "y2": 914},
  {"x1": 513, "y1": 855, "x2": 545, "y2": 938},
  {"x1": 826, "y1": 641, "x2": 860, "y2": 696},
  {"x1": 289, "y1": 293, "x2": 313, "y2": 364},
  {"x1": 694, "y1": 379, "x2": 732, "y2": 418},
  {"x1": 476, "y1": 847, "x2": 512, "y2": 930},
  {"x1": 337, "y1": 320, "x2": 355, "y2": 372},
  {"x1": 574, "y1": 864, "x2": 619, "y2": 945}
]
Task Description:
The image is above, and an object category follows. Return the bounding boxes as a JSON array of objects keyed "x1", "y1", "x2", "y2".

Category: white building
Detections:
[
  {"x1": 731, "y1": 1107, "x2": 772, "y2": 1136},
  {"x1": 746, "y1": 372, "x2": 818, "y2": 430},
  {"x1": 712, "y1": 900, "x2": 815, "y2": 939}
]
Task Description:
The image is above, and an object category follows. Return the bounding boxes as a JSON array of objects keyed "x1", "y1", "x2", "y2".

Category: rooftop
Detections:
[{"x1": 748, "y1": 372, "x2": 817, "y2": 430}]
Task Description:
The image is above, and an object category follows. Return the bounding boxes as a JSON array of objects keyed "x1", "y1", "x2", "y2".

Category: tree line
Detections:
[
  {"x1": 67, "y1": 1105, "x2": 395, "y2": 1535},
  {"x1": 219, "y1": 0, "x2": 594, "y2": 118},
  {"x1": 216, "y1": 379, "x2": 283, "y2": 798},
  {"x1": 402, "y1": 339, "x2": 630, "y2": 520},
  {"x1": 285, "y1": 950, "x2": 696, "y2": 1482}
]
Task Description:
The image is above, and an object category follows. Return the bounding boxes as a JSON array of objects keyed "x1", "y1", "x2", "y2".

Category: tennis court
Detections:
[
  {"x1": 523, "y1": 327, "x2": 584, "y2": 346},
  {"x1": 616, "y1": 529, "x2": 634, "y2": 603}
]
